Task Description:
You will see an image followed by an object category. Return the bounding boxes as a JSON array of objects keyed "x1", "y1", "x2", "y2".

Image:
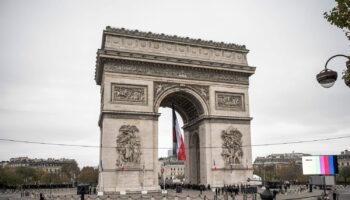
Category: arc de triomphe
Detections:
[{"x1": 95, "y1": 27, "x2": 256, "y2": 193}]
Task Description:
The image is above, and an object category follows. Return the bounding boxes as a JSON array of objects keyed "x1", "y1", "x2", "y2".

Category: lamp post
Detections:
[{"x1": 316, "y1": 54, "x2": 350, "y2": 88}]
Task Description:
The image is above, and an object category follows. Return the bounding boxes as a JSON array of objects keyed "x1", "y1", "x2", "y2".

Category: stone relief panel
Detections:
[
  {"x1": 221, "y1": 127, "x2": 243, "y2": 166},
  {"x1": 154, "y1": 82, "x2": 209, "y2": 102},
  {"x1": 111, "y1": 83, "x2": 147, "y2": 105},
  {"x1": 116, "y1": 125, "x2": 142, "y2": 167},
  {"x1": 104, "y1": 35, "x2": 248, "y2": 65},
  {"x1": 104, "y1": 62, "x2": 249, "y2": 85},
  {"x1": 215, "y1": 92, "x2": 245, "y2": 111}
]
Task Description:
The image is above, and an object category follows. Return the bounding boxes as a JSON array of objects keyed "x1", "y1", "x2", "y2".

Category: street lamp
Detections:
[{"x1": 316, "y1": 54, "x2": 350, "y2": 88}]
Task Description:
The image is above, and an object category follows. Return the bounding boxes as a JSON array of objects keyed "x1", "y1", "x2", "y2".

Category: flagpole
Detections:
[{"x1": 172, "y1": 104, "x2": 176, "y2": 158}]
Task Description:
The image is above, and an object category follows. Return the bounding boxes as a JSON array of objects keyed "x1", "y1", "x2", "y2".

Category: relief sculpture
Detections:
[
  {"x1": 154, "y1": 82, "x2": 209, "y2": 102},
  {"x1": 116, "y1": 125, "x2": 142, "y2": 167},
  {"x1": 216, "y1": 92, "x2": 244, "y2": 111},
  {"x1": 221, "y1": 127, "x2": 243, "y2": 166},
  {"x1": 112, "y1": 84, "x2": 147, "y2": 105},
  {"x1": 104, "y1": 62, "x2": 249, "y2": 85}
]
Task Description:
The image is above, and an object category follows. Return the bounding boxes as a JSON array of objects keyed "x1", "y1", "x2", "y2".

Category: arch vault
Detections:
[{"x1": 95, "y1": 27, "x2": 256, "y2": 193}]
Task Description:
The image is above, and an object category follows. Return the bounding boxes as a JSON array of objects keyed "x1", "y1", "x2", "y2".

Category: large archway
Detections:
[
  {"x1": 155, "y1": 88, "x2": 208, "y2": 185},
  {"x1": 95, "y1": 27, "x2": 255, "y2": 193}
]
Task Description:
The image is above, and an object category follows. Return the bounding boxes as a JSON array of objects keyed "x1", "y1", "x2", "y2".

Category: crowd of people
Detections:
[{"x1": 160, "y1": 182, "x2": 258, "y2": 196}]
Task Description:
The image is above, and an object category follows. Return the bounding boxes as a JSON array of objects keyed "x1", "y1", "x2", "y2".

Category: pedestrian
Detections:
[
  {"x1": 39, "y1": 193, "x2": 45, "y2": 200},
  {"x1": 332, "y1": 189, "x2": 337, "y2": 200},
  {"x1": 231, "y1": 192, "x2": 235, "y2": 200}
]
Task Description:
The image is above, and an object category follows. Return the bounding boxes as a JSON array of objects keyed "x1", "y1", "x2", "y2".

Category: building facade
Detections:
[
  {"x1": 254, "y1": 150, "x2": 350, "y2": 170},
  {"x1": 159, "y1": 157, "x2": 185, "y2": 180},
  {"x1": 253, "y1": 152, "x2": 311, "y2": 170},
  {"x1": 0, "y1": 157, "x2": 77, "y2": 173},
  {"x1": 338, "y1": 149, "x2": 350, "y2": 168}
]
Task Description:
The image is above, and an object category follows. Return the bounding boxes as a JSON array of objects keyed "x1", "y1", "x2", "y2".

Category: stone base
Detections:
[
  {"x1": 102, "y1": 187, "x2": 161, "y2": 195},
  {"x1": 210, "y1": 169, "x2": 253, "y2": 187},
  {"x1": 99, "y1": 171, "x2": 160, "y2": 194}
]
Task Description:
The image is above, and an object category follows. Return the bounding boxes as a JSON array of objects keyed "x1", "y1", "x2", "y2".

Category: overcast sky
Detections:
[{"x1": 0, "y1": 0, "x2": 349, "y2": 168}]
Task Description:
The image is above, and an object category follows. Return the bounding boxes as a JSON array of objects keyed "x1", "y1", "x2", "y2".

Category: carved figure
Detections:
[
  {"x1": 216, "y1": 92, "x2": 245, "y2": 111},
  {"x1": 156, "y1": 84, "x2": 163, "y2": 95},
  {"x1": 112, "y1": 84, "x2": 147, "y2": 104},
  {"x1": 116, "y1": 125, "x2": 141, "y2": 167},
  {"x1": 105, "y1": 62, "x2": 249, "y2": 85},
  {"x1": 217, "y1": 95, "x2": 241, "y2": 107},
  {"x1": 200, "y1": 88, "x2": 208, "y2": 99},
  {"x1": 221, "y1": 127, "x2": 243, "y2": 166},
  {"x1": 154, "y1": 82, "x2": 210, "y2": 103}
]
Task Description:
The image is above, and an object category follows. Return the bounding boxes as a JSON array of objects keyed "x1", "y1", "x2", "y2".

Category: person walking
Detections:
[
  {"x1": 332, "y1": 189, "x2": 337, "y2": 200},
  {"x1": 39, "y1": 193, "x2": 45, "y2": 200}
]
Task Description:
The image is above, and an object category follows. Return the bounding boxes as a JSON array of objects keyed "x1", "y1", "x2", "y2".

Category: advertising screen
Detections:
[{"x1": 302, "y1": 155, "x2": 338, "y2": 175}]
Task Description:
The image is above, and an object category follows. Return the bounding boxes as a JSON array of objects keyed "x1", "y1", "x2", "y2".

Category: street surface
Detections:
[{"x1": 1, "y1": 185, "x2": 350, "y2": 199}]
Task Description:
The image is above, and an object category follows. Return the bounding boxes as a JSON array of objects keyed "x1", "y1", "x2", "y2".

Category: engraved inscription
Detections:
[
  {"x1": 111, "y1": 84, "x2": 147, "y2": 105},
  {"x1": 216, "y1": 92, "x2": 245, "y2": 111}
]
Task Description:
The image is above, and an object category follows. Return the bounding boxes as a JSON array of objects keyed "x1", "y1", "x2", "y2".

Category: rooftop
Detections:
[{"x1": 105, "y1": 26, "x2": 248, "y2": 52}]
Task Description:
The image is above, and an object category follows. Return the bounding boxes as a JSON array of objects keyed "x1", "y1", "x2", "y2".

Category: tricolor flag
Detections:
[{"x1": 172, "y1": 105, "x2": 186, "y2": 160}]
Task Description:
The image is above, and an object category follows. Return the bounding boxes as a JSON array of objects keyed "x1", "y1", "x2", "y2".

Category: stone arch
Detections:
[
  {"x1": 96, "y1": 27, "x2": 255, "y2": 192},
  {"x1": 154, "y1": 85, "x2": 208, "y2": 184},
  {"x1": 154, "y1": 85, "x2": 209, "y2": 124}
]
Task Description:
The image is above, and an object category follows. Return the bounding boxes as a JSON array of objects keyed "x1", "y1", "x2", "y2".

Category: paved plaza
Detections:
[{"x1": 3, "y1": 185, "x2": 350, "y2": 200}]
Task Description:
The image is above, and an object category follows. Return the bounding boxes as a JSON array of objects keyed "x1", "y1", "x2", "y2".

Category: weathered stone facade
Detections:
[{"x1": 96, "y1": 27, "x2": 255, "y2": 193}]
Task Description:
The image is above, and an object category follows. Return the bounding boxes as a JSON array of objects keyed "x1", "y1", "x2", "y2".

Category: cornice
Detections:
[
  {"x1": 99, "y1": 49, "x2": 255, "y2": 71},
  {"x1": 183, "y1": 115, "x2": 253, "y2": 129},
  {"x1": 98, "y1": 110, "x2": 160, "y2": 127},
  {"x1": 104, "y1": 26, "x2": 248, "y2": 52},
  {"x1": 95, "y1": 50, "x2": 256, "y2": 85},
  {"x1": 96, "y1": 58, "x2": 252, "y2": 86}
]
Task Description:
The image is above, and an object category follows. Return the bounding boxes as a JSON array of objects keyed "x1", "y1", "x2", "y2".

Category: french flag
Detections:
[{"x1": 172, "y1": 105, "x2": 186, "y2": 160}]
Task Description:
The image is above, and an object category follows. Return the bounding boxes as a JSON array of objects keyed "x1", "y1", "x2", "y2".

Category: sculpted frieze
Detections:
[
  {"x1": 104, "y1": 35, "x2": 248, "y2": 65},
  {"x1": 154, "y1": 82, "x2": 209, "y2": 102},
  {"x1": 215, "y1": 92, "x2": 245, "y2": 111},
  {"x1": 221, "y1": 127, "x2": 243, "y2": 166},
  {"x1": 111, "y1": 83, "x2": 147, "y2": 105},
  {"x1": 104, "y1": 61, "x2": 249, "y2": 85},
  {"x1": 116, "y1": 125, "x2": 142, "y2": 167}
]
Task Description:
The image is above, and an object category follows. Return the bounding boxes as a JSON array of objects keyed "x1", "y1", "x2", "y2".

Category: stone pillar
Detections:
[{"x1": 99, "y1": 115, "x2": 160, "y2": 193}]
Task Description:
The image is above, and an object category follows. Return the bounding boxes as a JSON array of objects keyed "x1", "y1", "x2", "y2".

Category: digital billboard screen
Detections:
[{"x1": 302, "y1": 155, "x2": 338, "y2": 175}]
